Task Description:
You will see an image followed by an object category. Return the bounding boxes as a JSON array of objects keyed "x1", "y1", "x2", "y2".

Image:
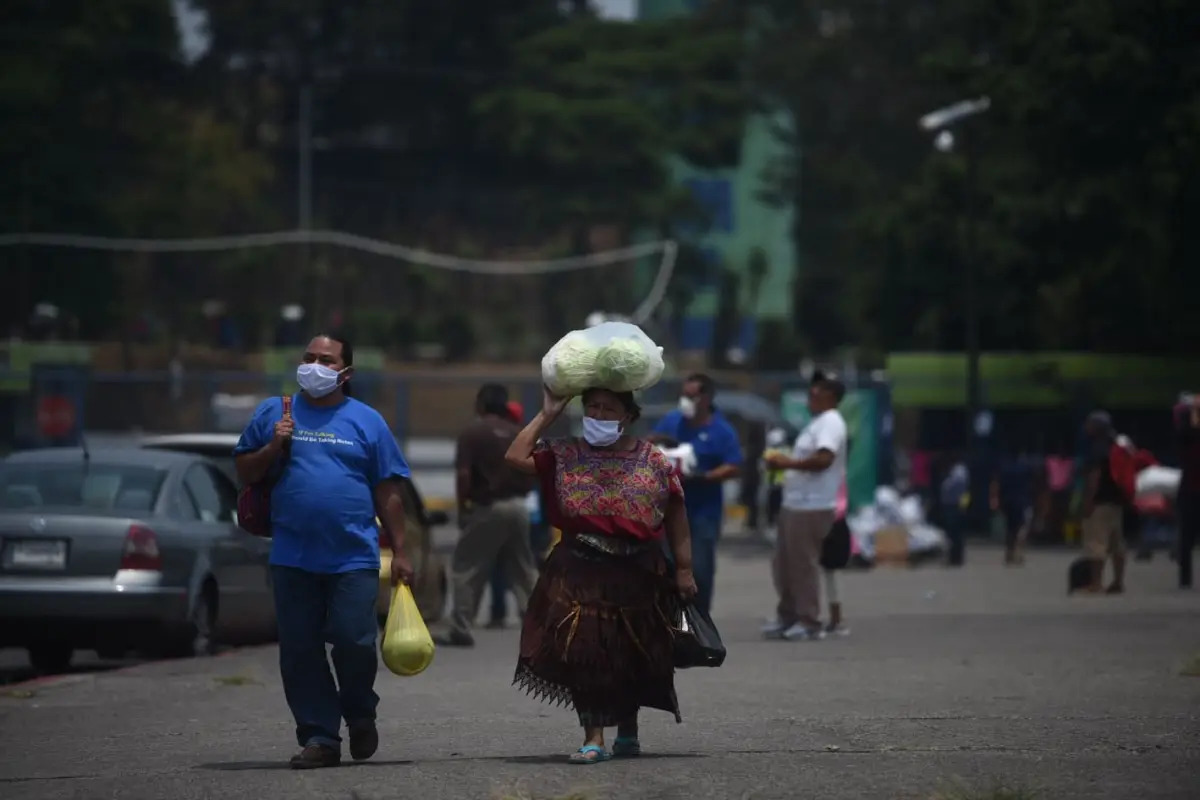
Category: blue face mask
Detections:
[{"x1": 582, "y1": 416, "x2": 622, "y2": 447}]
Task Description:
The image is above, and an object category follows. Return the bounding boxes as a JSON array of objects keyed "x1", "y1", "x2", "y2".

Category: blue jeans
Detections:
[
  {"x1": 688, "y1": 516, "x2": 721, "y2": 617},
  {"x1": 488, "y1": 563, "x2": 508, "y2": 622},
  {"x1": 272, "y1": 566, "x2": 380, "y2": 750},
  {"x1": 488, "y1": 522, "x2": 549, "y2": 621}
]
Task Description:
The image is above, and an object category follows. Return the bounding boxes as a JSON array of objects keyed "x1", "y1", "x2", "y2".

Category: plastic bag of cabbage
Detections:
[{"x1": 542, "y1": 321, "x2": 665, "y2": 395}]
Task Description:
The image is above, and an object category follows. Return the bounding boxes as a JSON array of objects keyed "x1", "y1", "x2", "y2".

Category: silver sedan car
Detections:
[{"x1": 0, "y1": 447, "x2": 276, "y2": 673}]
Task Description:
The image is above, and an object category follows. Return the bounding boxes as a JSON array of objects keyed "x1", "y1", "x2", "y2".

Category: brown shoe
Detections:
[
  {"x1": 289, "y1": 744, "x2": 341, "y2": 769},
  {"x1": 348, "y1": 722, "x2": 379, "y2": 761}
]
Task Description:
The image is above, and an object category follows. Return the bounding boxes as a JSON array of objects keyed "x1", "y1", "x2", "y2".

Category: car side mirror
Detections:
[{"x1": 426, "y1": 509, "x2": 450, "y2": 527}]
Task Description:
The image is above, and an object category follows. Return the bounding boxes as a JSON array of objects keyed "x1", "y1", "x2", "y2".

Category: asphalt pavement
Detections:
[{"x1": 2, "y1": 548, "x2": 1198, "y2": 800}]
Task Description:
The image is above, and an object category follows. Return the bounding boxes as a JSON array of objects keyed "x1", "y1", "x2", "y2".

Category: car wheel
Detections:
[
  {"x1": 158, "y1": 584, "x2": 217, "y2": 659},
  {"x1": 187, "y1": 585, "x2": 218, "y2": 657},
  {"x1": 28, "y1": 643, "x2": 73, "y2": 674}
]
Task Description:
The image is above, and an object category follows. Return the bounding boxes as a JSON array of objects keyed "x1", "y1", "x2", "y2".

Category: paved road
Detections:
[{"x1": 2, "y1": 549, "x2": 1198, "y2": 800}]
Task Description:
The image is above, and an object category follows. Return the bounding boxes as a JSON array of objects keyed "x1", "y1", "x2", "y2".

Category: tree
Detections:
[
  {"x1": 471, "y1": 10, "x2": 748, "y2": 332},
  {"x1": 738, "y1": 0, "x2": 1200, "y2": 354},
  {"x1": 0, "y1": 0, "x2": 271, "y2": 339}
]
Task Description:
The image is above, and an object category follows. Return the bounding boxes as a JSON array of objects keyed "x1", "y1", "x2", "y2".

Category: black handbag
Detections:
[
  {"x1": 820, "y1": 517, "x2": 853, "y2": 570},
  {"x1": 672, "y1": 602, "x2": 727, "y2": 669}
]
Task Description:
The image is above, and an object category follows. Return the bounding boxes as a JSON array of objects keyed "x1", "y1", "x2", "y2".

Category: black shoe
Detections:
[
  {"x1": 289, "y1": 744, "x2": 341, "y2": 769},
  {"x1": 348, "y1": 722, "x2": 379, "y2": 762},
  {"x1": 433, "y1": 630, "x2": 475, "y2": 647},
  {"x1": 485, "y1": 618, "x2": 506, "y2": 630}
]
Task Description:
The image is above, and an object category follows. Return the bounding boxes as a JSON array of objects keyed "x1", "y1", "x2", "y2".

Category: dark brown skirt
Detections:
[{"x1": 513, "y1": 533, "x2": 682, "y2": 728}]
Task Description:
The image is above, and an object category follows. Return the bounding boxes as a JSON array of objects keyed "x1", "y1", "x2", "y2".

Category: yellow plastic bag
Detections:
[{"x1": 380, "y1": 584, "x2": 435, "y2": 677}]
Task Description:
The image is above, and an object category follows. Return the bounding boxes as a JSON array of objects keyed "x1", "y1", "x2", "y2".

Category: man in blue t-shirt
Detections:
[
  {"x1": 234, "y1": 334, "x2": 412, "y2": 770},
  {"x1": 652, "y1": 373, "x2": 743, "y2": 615}
]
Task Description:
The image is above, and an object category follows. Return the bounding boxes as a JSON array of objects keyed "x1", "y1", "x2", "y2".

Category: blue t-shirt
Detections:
[
  {"x1": 654, "y1": 409, "x2": 743, "y2": 525},
  {"x1": 233, "y1": 394, "x2": 411, "y2": 574}
]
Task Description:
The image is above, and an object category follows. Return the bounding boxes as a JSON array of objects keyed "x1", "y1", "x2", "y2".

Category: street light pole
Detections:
[
  {"x1": 962, "y1": 125, "x2": 981, "y2": 464},
  {"x1": 920, "y1": 97, "x2": 990, "y2": 557},
  {"x1": 919, "y1": 98, "x2": 990, "y2": 442}
]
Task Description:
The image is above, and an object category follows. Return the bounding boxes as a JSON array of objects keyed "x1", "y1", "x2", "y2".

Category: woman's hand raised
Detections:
[{"x1": 542, "y1": 385, "x2": 570, "y2": 418}]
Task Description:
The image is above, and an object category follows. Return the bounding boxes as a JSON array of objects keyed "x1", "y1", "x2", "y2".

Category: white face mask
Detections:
[
  {"x1": 296, "y1": 363, "x2": 343, "y2": 398},
  {"x1": 678, "y1": 396, "x2": 697, "y2": 419},
  {"x1": 582, "y1": 416, "x2": 622, "y2": 447}
]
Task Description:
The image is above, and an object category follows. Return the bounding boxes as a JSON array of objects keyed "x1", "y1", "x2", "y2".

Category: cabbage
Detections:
[
  {"x1": 541, "y1": 321, "x2": 665, "y2": 395},
  {"x1": 594, "y1": 338, "x2": 652, "y2": 393},
  {"x1": 545, "y1": 333, "x2": 600, "y2": 395}
]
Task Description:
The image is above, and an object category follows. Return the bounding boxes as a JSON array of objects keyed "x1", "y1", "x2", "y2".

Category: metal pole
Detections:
[{"x1": 963, "y1": 126, "x2": 981, "y2": 455}]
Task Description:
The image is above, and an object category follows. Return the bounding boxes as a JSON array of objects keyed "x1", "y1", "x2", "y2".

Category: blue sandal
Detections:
[
  {"x1": 612, "y1": 737, "x2": 641, "y2": 758},
  {"x1": 568, "y1": 744, "x2": 610, "y2": 764}
]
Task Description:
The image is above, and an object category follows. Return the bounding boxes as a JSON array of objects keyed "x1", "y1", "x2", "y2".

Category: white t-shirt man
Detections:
[{"x1": 781, "y1": 409, "x2": 848, "y2": 511}]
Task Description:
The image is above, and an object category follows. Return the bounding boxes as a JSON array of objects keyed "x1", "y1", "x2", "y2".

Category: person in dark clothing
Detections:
[
  {"x1": 742, "y1": 423, "x2": 767, "y2": 534},
  {"x1": 940, "y1": 460, "x2": 970, "y2": 566},
  {"x1": 486, "y1": 400, "x2": 531, "y2": 629},
  {"x1": 1080, "y1": 411, "x2": 1127, "y2": 594},
  {"x1": 1176, "y1": 396, "x2": 1200, "y2": 589},
  {"x1": 991, "y1": 454, "x2": 1035, "y2": 565}
]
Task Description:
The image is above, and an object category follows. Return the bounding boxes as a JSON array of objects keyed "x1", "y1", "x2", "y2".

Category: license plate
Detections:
[{"x1": 4, "y1": 539, "x2": 67, "y2": 570}]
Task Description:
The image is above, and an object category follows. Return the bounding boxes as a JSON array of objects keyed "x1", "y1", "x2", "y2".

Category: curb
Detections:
[{"x1": 1, "y1": 647, "x2": 241, "y2": 694}]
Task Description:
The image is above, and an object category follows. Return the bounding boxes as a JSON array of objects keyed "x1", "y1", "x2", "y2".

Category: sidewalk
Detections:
[{"x1": 2, "y1": 551, "x2": 1198, "y2": 800}]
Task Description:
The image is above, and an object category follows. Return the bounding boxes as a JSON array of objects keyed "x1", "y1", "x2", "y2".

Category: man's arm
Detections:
[
  {"x1": 454, "y1": 430, "x2": 474, "y2": 520},
  {"x1": 699, "y1": 423, "x2": 743, "y2": 482},
  {"x1": 370, "y1": 419, "x2": 412, "y2": 550},
  {"x1": 775, "y1": 418, "x2": 842, "y2": 472},
  {"x1": 374, "y1": 479, "x2": 406, "y2": 552},
  {"x1": 233, "y1": 400, "x2": 284, "y2": 485}
]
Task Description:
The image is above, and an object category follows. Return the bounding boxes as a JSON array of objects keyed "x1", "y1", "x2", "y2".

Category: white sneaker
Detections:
[
  {"x1": 824, "y1": 624, "x2": 851, "y2": 638},
  {"x1": 760, "y1": 618, "x2": 787, "y2": 639},
  {"x1": 783, "y1": 624, "x2": 825, "y2": 641}
]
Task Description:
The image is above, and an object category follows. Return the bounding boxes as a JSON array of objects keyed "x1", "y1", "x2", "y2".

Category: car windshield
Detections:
[{"x1": 0, "y1": 463, "x2": 167, "y2": 512}]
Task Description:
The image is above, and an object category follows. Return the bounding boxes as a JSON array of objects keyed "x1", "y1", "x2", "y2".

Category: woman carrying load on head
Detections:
[{"x1": 504, "y1": 385, "x2": 698, "y2": 764}]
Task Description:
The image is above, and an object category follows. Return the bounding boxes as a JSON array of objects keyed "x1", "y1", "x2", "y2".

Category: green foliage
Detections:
[
  {"x1": 0, "y1": 0, "x2": 270, "y2": 336},
  {"x1": 473, "y1": 13, "x2": 748, "y2": 231},
  {"x1": 737, "y1": 0, "x2": 1200, "y2": 354}
]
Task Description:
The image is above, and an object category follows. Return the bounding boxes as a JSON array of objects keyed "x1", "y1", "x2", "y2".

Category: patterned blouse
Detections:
[{"x1": 532, "y1": 437, "x2": 684, "y2": 541}]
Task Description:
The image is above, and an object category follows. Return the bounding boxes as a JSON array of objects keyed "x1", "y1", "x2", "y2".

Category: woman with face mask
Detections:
[{"x1": 504, "y1": 385, "x2": 699, "y2": 764}]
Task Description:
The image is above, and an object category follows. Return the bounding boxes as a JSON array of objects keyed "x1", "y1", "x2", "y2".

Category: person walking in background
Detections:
[
  {"x1": 650, "y1": 373, "x2": 742, "y2": 616},
  {"x1": 484, "y1": 399, "x2": 533, "y2": 629},
  {"x1": 1080, "y1": 411, "x2": 1127, "y2": 594},
  {"x1": 991, "y1": 451, "x2": 1035, "y2": 565},
  {"x1": 234, "y1": 334, "x2": 413, "y2": 769},
  {"x1": 439, "y1": 384, "x2": 538, "y2": 647},
  {"x1": 505, "y1": 386, "x2": 697, "y2": 764},
  {"x1": 940, "y1": 460, "x2": 970, "y2": 566},
  {"x1": 762, "y1": 371, "x2": 848, "y2": 641},
  {"x1": 1176, "y1": 395, "x2": 1200, "y2": 589}
]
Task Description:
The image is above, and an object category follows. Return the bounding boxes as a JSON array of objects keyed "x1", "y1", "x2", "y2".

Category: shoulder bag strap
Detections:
[
  {"x1": 279, "y1": 395, "x2": 293, "y2": 463},
  {"x1": 265, "y1": 396, "x2": 293, "y2": 488}
]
